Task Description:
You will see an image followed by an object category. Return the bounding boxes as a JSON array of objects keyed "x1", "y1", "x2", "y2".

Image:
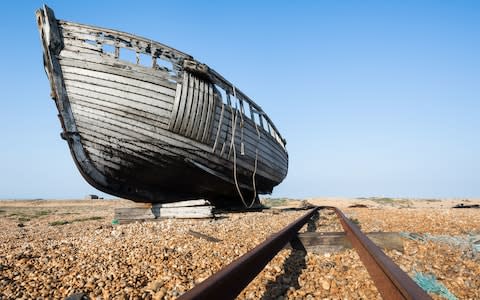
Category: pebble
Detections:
[
  {"x1": 0, "y1": 200, "x2": 479, "y2": 299},
  {"x1": 321, "y1": 280, "x2": 330, "y2": 290}
]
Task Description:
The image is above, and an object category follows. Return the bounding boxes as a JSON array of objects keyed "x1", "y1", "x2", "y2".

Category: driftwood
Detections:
[{"x1": 286, "y1": 232, "x2": 404, "y2": 254}]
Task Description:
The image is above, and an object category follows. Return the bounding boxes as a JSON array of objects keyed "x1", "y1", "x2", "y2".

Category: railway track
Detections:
[{"x1": 178, "y1": 206, "x2": 432, "y2": 300}]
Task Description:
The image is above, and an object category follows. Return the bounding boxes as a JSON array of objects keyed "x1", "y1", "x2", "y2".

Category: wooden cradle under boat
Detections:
[{"x1": 36, "y1": 5, "x2": 288, "y2": 208}]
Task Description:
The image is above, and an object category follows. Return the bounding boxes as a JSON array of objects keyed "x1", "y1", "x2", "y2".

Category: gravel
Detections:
[{"x1": 0, "y1": 200, "x2": 478, "y2": 299}]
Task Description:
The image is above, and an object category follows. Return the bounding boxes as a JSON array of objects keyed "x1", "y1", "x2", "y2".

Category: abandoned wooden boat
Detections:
[{"x1": 36, "y1": 5, "x2": 288, "y2": 207}]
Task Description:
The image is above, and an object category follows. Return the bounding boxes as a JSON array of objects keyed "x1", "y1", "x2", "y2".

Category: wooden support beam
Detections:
[
  {"x1": 153, "y1": 199, "x2": 210, "y2": 208},
  {"x1": 286, "y1": 232, "x2": 404, "y2": 254},
  {"x1": 114, "y1": 200, "x2": 214, "y2": 223}
]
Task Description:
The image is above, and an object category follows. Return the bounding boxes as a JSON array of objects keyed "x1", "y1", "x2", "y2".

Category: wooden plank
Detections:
[
  {"x1": 59, "y1": 50, "x2": 177, "y2": 89},
  {"x1": 59, "y1": 51, "x2": 179, "y2": 92},
  {"x1": 66, "y1": 84, "x2": 171, "y2": 119},
  {"x1": 62, "y1": 67, "x2": 175, "y2": 98},
  {"x1": 114, "y1": 207, "x2": 155, "y2": 220},
  {"x1": 196, "y1": 81, "x2": 208, "y2": 141},
  {"x1": 82, "y1": 135, "x2": 172, "y2": 168},
  {"x1": 153, "y1": 199, "x2": 210, "y2": 208},
  {"x1": 180, "y1": 73, "x2": 195, "y2": 135},
  {"x1": 211, "y1": 106, "x2": 285, "y2": 155},
  {"x1": 59, "y1": 21, "x2": 192, "y2": 60},
  {"x1": 61, "y1": 38, "x2": 284, "y2": 166},
  {"x1": 41, "y1": 6, "x2": 64, "y2": 55},
  {"x1": 212, "y1": 108, "x2": 286, "y2": 158},
  {"x1": 202, "y1": 84, "x2": 215, "y2": 142},
  {"x1": 85, "y1": 148, "x2": 156, "y2": 174},
  {"x1": 65, "y1": 86, "x2": 172, "y2": 126},
  {"x1": 287, "y1": 232, "x2": 404, "y2": 253},
  {"x1": 84, "y1": 146, "x2": 129, "y2": 169},
  {"x1": 75, "y1": 118, "x2": 179, "y2": 160},
  {"x1": 82, "y1": 138, "x2": 170, "y2": 171},
  {"x1": 192, "y1": 80, "x2": 206, "y2": 140},
  {"x1": 75, "y1": 114, "x2": 281, "y2": 182},
  {"x1": 114, "y1": 206, "x2": 213, "y2": 222},
  {"x1": 63, "y1": 38, "x2": 102, "y2": 52},
  {"x1": 75, "y1": 110, "x2": 201, "y2": 152},
  {"x1": 169, "y1": 83, "x2": 183, "y2": 129},
  {"x1": 68, "y1": 93, "x2": 170, "y2": 128},
  {"x1": 74, "y1": 105, "x2": 284, "y2": 182},
  {"x1": 211, "y1": 103, "x2": 281, "y2": 148},
  {"x1": 71, "y1": 103, "x2": 165, "y2": 135},
  {"x1": 64, "y1": 78, "x2": 173, "y2": 111},
  {"x1": 60, "y1": 20, "x2": 287, "y2": 149},
  {"x1": 211, "y1": 124, "x2": 287, "y2": 170},
  {"x1": 172, "y1": 74, "x2": 189, "y2": 132},
  {"x1": 82, "y1": 120, "x2": 266, "y2": 191},
  {"x1": 80, "y1": 127, "x2": 264, "y2": 186},
  {"x1": 185, "y1": 77, "x2": 200, "y2": 137},
  {"x1": 212, "y1": 122, "x2": 288, "y2": 165},
  {"x1": 213, "y1": 82, "x2": 286, "y2": 149},
  {"x1": 80, "y1": 130, "x2": 175, "y2": 168}
]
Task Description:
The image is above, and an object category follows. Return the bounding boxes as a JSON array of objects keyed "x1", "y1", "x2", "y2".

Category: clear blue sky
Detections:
[{"x1": 1, "y1": 1, "x2": 478, "y2": 199}]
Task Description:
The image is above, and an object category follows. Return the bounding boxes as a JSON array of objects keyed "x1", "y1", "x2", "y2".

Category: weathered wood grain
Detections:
[
  {"x1": 114, "y1": 203, "x2": 214, "y2": 222},
  {"x1": 68, "y1": 93, "x2": 170, "y2": 127},
  {"x1": 62, "y1": 67, "x2": 175, "y2": 98},
  {"x1": 211, "y1": 107, "x2": 287, "y2": 160},
  {"x1": 154, "y1": 199, "x2": 210, "y2": 207},
  {"x1": 287, "y1": 232, "x2": 404, "y2": 253},
  {"x1": 38, "y1": 6, "x2": 288, "y2": 206},
  {"x1": 63, "y1": 71, "x2": 177, "y2": 112},
  {"x1": 74, "y1": 113, "x2": 284, "y2": 181},
  {"x1": 59, "y1": 21, "x2": 192, "y2": 61},
  {"x1": 59, "y1": 50, "x2": 177, "y2": 89}
]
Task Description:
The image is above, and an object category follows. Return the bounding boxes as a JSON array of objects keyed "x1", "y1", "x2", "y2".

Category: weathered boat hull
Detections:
[{"x1": 36, "y1": 6, "x2": 288, "y2": 207}]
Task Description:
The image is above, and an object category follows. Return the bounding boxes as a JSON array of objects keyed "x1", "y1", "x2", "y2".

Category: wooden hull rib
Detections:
[{"x1": 36, "y1": 5, "x2": 288, "y2": 207}]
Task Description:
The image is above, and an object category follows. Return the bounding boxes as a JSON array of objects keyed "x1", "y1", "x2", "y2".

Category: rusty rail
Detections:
[
  {"x1": 330, "y1": 207, "x2": 431, "y2": 300},
  {"x1": 178, "y1": 207, "x2": 432, "y2": 300},
  {"x1": 178, "y1": 207, "x2": 319, "y2": 300}
]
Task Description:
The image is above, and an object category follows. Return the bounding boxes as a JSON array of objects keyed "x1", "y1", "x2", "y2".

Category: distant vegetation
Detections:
[
  {"x1": 3, "y1": 209, "x2": 53, "y2": 222},
  {"x1": 261, "y1": 197, "x2": 291, "y2": 207},
  {"x1": 360, "y1": 197, "x2": 413, "y2": 207},
  {"x1": 36, "y1": 210, "x2": 52, "y2": 216},
  {"x1": 357, "y1": 197, "x2": 442, "y2": 203},
  {"x1": 1, "y1": 207, "x2": 104, "y2": 225}
]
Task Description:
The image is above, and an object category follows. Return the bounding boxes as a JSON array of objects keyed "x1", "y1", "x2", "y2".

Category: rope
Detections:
[
  {"x1": 229, "y1": 105, "x2": 247, "y2": 207},
  {"x1": 228, "y1": 86, "x2": 262, "y2": 208},
  {"x1": 251, "y1": 123, "x2": 262, "y2": 205}
]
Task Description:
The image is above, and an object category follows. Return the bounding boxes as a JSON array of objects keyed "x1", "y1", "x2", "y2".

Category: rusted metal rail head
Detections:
[
  {"x1": 178, "y1": 207, "x2": 319, "y2": 300},
  {"x1": 328, "y1": 206, "x2": 431, "y2": 300},
  {"x1": 179, "y1": 206, "x2": 432, "y2": 300}
]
